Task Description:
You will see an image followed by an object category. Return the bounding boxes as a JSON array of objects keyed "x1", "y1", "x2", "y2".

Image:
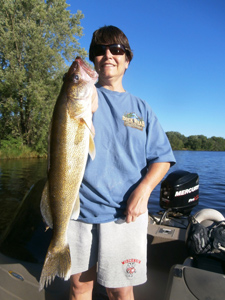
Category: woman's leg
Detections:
[
  {"x1": 69, "y1": 265, "x2": 97, "y2": 300},
  {"x1": 106, "y1": 286, "x2": 135, "y2": 300}
]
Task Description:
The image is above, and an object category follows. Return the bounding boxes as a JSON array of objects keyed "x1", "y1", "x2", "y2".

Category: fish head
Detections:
[{"x1": 64, "y1": 57, "x2": 98, "y2": 118}]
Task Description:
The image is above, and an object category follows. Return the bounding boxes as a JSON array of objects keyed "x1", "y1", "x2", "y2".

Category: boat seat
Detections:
[
  {"x1": 184, "y1": 255, "x2": 225, "y2": 274},
  {"x1": 165, "y1": 264, "x2": 225, "y2": 300}
]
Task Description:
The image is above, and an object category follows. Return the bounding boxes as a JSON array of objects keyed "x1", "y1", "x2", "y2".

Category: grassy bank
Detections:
[
  {"x1": 0, "y1": 149, "x2": 45, "y2": 159},
  {"x1": 0, "y1": 137, "x2": 46, "y2": 159}
]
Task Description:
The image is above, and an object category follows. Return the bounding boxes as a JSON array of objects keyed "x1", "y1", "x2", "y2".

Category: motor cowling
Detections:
[{"x1": 160, "y1": 170, "x2": 199, "y2": 215}]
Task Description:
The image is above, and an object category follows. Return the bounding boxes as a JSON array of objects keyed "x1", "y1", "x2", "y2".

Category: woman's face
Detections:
[{"x1": 94, "y1": 46, "x2": 129, "y2": 86}]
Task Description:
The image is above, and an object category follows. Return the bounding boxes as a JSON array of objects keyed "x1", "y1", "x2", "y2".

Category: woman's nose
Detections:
[{"x1": 104, "y1": 47, "x2": 113, "y2": 58}]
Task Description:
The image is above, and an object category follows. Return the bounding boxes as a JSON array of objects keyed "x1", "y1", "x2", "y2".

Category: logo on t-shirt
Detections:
[{"x1": 122, "y1": 113, "x2": 145, "y2": 131}]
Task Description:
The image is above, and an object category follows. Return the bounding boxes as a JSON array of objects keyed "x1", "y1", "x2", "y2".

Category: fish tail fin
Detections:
[{"x1": 39, "y1": 242, "x2": 71, "y2": 291}]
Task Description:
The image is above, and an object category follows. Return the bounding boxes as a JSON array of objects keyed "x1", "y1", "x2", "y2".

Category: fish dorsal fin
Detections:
[
  {"x1": 71, "y1": 194, "x2": 80, "y2": 220},
  {"x1": 40, "y1": 181, "x2": 53, "y2": 228},
  {"x1": 47, "y1": 119, "x2": 53, "y2": 172}
]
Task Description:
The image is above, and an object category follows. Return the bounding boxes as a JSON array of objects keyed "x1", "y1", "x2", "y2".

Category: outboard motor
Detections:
[{"x1": 160, "y1": 170, "x2": 199, "y2": 215}]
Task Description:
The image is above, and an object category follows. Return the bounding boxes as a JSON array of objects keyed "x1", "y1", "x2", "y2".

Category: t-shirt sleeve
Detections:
[{"x1": 145, "y1": 107, "x2": 176, "y2": 166}]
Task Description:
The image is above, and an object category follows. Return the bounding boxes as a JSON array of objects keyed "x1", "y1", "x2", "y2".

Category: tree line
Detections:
[{"x1": 166, "y1": 132, "x2": 225, "y2": 151}]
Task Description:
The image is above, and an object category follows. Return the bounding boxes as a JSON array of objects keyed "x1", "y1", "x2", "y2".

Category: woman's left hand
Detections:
[
  {"x1": 124, "y1": 184, "x2": 150, "y2": 223},
  {"x1": 124, "y1": 162, "x2": 171, "y2": 223}
]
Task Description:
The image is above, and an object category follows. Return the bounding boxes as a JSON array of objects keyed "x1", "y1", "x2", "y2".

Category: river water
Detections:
[{"x1": 0, "y1": 151, "x2": 225, "y2": 218}]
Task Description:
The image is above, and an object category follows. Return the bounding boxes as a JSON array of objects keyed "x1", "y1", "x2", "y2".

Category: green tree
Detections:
[
  {"x1": 196, "y1": 135, "x2": 208, "y2": 150},
  {"x1": 184, "y1": 135, "x2": 200, "y2": 150},
  {"x1": 207, "y1": 137, "x2": 225, "y2": 151},
  {"x1": 0, "y1": 0, "x2": 87, "y2": 154},
  {"x1": 166, "y1": 131, "x2": 185, "y2": 150}
]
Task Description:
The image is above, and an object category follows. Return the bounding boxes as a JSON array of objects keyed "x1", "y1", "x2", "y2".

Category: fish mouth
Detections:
[
  {"x1": 75, "y1": 57, "x2": 98, "y2": 80},
  {"x1": 65, "y1": 57, "x2": 98, "y2": 82}
]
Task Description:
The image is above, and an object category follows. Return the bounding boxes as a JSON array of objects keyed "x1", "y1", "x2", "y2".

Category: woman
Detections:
[{"x1": 68, "y1": 25, "x2": 176, "y2": 300}]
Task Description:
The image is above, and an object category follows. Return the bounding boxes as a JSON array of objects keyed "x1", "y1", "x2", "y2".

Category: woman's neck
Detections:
[{"x1": 98, "y1": 78, "x2": 125, "y2": 92}]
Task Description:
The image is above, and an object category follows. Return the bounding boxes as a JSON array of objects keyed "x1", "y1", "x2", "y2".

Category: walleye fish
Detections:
[{"x1": 39, "y1": 57, "x2": 98, "y2": 290}]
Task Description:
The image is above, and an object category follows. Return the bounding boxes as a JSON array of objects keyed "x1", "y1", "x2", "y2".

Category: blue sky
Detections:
[{"x1": 67, "y1": 0, "x2": 225, "y2": 138}]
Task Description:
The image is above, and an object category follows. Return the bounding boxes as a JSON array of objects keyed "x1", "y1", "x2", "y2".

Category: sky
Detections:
[{"x1": 66, "y1": 0, "x2": 225, "y2": 138}]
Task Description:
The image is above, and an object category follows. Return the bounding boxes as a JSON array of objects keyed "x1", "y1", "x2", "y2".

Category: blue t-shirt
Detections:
[{"x1": 77, "y1": 84, "x2": 176, "y2": 223}]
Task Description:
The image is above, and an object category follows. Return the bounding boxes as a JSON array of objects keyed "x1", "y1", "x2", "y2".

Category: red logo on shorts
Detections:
[{"x1": 121, "y1": 259, "x2": 141, "y2": 278}]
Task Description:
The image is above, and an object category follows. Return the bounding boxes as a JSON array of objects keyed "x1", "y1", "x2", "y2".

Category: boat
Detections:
[{"x1": 0, "y1": 170, "x2": 225, "y2": 300}]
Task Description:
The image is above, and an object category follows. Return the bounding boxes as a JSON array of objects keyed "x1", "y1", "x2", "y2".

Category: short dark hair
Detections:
[{"x1": 89, "y1": 25, "x2": 133, "y2": 63}]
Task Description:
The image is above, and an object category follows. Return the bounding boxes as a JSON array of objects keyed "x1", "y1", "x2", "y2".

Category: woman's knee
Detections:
[
  {"x1": 106, "y1": 286, "x2": 134, "y2": 300},
  {"x1": 69, "y1": 266, "x2": 97, "y2": 299}
]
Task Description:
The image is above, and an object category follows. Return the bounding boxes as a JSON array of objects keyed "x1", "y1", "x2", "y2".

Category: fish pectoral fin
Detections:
[
  {"x1": 71, "y1": 195, "x2": 80, "y2": 220},
  {"x1": 89, "y1": 132, "x2": 96, "y2": 160},
  {"x1": 81, "y1": 117, "x2": 96, "y2": 160},
  {"x1": 82, "y1": 118, "x2": 95, "y2": 136},
  {"x1": 40, "y1": 181, "x2": 53, "y2": 228}
]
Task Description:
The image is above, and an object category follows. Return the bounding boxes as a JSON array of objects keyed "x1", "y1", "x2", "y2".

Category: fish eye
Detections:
[{"x1": 74, "y1": 74, "x2": 79, "y2": 82}]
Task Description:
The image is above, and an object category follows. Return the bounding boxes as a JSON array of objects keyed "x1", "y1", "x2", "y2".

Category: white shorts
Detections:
[{"x1": 67, "y1": 212, "x2": 148, "y2": 288}]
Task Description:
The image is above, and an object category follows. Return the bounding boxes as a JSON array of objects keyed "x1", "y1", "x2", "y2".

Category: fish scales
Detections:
[{"x1": 39, "y1": 57, "x2": 98, "y2": 290}]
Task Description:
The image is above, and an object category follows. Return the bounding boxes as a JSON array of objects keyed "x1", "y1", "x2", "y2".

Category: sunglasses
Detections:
[{"x1": 93, "y1": 44, "x2": 128, "y2": 57}]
